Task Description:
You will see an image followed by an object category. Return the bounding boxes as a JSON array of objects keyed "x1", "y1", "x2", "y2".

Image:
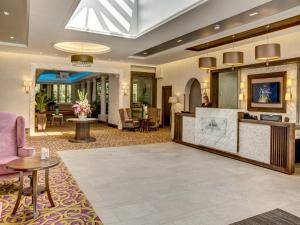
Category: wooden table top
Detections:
[
  {"x1": 7, "y1": 157, "x2": 60, "y2": 172},
  {"x1": 67, "y1": 118, "x2": 98, "y2": 123}
]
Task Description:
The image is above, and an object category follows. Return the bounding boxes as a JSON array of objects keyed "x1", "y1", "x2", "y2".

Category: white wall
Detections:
[
  {"x1": 137, "y1": 0, "x2": 203, "y2": 34},
  {"x1": 108, "y1": 74, "x2": 120, "y2": 127},
  {"x1": 157, "y1": 56, "x2": 210, "y2": 112},
  {"x1": 0, "y1": 52, "x2": 132, "y2": 131},
  {"x1": 158, "y1": 30, "x2": 300, "y2": 127}
]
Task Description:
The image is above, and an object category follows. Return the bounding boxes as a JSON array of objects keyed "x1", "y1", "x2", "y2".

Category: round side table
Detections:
[{"x1": 7, "y1": 157, "x2": 60, "y2": 219}]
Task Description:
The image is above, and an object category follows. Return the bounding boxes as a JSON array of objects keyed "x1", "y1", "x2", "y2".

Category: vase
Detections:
[
  {"x1": 78, "y1": 113, "x2": 87, "y2": 120},
  {"x1": 37, "y1": 113, "x2": 47, "y2": 131}
]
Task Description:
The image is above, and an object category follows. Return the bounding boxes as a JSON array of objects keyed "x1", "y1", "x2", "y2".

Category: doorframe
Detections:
[{"x1": 162, "y1": 85, "x2": 172, "y2": 127}]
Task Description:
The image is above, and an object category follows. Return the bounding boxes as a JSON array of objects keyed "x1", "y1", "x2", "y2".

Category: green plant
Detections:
[
  {"x1": 35, "y1": 91, "x2": 49, "y2": 113},
  {"x1": 78, "y1": 89, "x2": 88, "y2": 101}
]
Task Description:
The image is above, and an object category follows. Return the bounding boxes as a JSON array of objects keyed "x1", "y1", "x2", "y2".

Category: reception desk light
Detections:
[
  {"x1": 285, "y1": 92, "x2": 292, "y2": 101},
  {"x1": 23, "y1": 81, "x2": 33, "y2": 94},
  {"x1": 239, "y1": 92, "x2": 245, "y2": 101}
]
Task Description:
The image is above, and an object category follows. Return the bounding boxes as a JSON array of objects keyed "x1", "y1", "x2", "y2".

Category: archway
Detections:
[{"x1": 184, "y1": 78, "x2": 202, "y2": 113}]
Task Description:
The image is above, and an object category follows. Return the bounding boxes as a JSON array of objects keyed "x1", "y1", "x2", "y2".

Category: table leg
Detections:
[
  {"x1": 45, "y1": 169, "x2": 55, "y2": 207},
  {"x1": 32, "y1": 171, "x2": 38, "y2": 219},
  {"x1": 12, "y1": 172, "x2": 23, "y2": 215}
]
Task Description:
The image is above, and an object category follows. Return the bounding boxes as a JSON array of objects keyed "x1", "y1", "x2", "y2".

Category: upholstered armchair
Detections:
[
  {"x1": 148, "y1": 108, "x2": 161, "y2": 131},
  {"x1": 119, "y1": 108, "x2": 140, "y2": 131},
  {"x1": 0, "y1": 112, "x2": 35, "y2": 176}
]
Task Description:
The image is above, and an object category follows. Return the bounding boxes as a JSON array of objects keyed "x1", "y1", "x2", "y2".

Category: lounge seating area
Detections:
[
  {"x1": 3, "y1": 1, "x2": 300, "y2": 224},
  {"x1": 119, "y1": 108, "x2": 161, "y2": 131}
]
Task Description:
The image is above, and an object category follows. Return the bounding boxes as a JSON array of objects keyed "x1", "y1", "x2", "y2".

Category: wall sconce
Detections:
[
  {"x1": 121, "y1": 83, "x2": 129, "y2": 96},
  {"x1": 200, "y1": 81, "x2": 209, "y2": 95},
  {"x1": 285, "y1": 79, "x2": 293, "y2": 101},
  {"x1": 23, "y1": 81, "x2": 33, "y2": 94},
  {"x1": 239, "y1": 82, "x2": 245, "y2": 101}
]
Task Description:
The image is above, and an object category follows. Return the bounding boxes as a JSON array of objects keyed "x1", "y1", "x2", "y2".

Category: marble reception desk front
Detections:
[{"x1": 175, "y1": 108, "x2": 295, "y2": 174}]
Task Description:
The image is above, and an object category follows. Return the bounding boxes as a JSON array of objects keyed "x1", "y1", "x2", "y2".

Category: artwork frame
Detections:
[{"x1": 247, "y1": 72, "x2": 286, "y2": 113}]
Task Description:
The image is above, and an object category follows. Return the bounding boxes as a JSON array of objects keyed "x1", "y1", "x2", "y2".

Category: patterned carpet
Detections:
[{"x1": 0, "y1": 123, "x2": 170, "y2": 224}]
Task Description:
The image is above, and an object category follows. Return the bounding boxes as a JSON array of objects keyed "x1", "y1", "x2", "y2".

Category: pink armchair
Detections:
[{"x1": 0, "y1": 112, "x2": 35, "y2": 176}]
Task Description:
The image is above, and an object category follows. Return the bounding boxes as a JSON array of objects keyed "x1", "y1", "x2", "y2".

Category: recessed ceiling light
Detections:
[
  {"x1": 177, "y1": 39, "x2": 183, "y2": 43},
  {"x1": 214, "y1": 24, "x2": 221, "y2": 30},
  {"x1": 3, "y1": 11, "x2": 10, "y2": 16},
  {"x1": 10, "y1": 36, "x2": 14, "y2": 39},
  {"x1": 143, "y1": 52, "x2": 148, "y2": 55},
  {"x1": 249, "y1": 12, "x2": 259, "y2": 17},
  {"x1": 53, "y1": 42, "x2": 111, "y2": 54}
]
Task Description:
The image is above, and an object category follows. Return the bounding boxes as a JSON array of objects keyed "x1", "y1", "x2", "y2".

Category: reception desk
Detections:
[{"x1": 174, "y1": 108, "x2": 295, "y2": 174}]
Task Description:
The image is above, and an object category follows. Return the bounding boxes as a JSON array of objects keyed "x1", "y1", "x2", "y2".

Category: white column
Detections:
[
  {"x1": 47, "y1": 84, "x2": 51, "y2": 99},
  {"x1": 81, "y1": 82, "x2": 85, "y2": 91},
  {"x1": 100, "y1": 75, "x2": 107, "y2": 121},
  {"x1": 92, "y1": 78, "x2": 97, "y2": 102},
  {"x1": 86, "y1": 80, "x2": 91, "y2": 102}
]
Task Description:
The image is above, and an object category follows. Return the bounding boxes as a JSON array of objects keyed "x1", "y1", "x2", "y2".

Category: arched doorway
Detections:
[{"x1": 185, "y1": 78, "x2": 202, "y2": 113}]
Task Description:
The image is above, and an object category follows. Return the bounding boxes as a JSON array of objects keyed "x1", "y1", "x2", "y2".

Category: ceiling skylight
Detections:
[{"x1": 66, "y1": 0, "x2": 208, "y2": 39}]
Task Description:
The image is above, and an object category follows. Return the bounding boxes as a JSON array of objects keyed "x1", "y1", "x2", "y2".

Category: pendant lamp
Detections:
[
  {"x1": 223, "y1": 35, "x2": 244, "y2": 68},
  {"x1": 255, "y1": 25, "x2": 280, "y2": 65},
  {"x1": 199, "y1": 57, "x2": 217, "y2": 70}
]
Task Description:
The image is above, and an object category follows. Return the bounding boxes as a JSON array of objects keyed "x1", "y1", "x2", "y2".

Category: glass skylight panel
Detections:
[
  {"x1": 115, "y1": 0, "x2": 133, "y2": 17},
  {"x1": 101, "y1": 12, "x2": 122, "y2": 34},
  {"x1": 100, "y1": 0, "x2": 131, "y2": 31},
  {"x1": 88, "y1": 8, "x2": 103, "y2": 31},
  {"x1": 65, "y1": 0, "x2": 207, "y2": 39},
  {"x1": 67, "y1": 6, "x2": 88, "y2": 30}
]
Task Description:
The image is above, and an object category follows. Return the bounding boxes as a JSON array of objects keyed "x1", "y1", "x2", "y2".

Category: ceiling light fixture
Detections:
[
  {"x1": 3, "y1": 11, "x2": 10, "y2": 16},
  {"x1": 71, "y1": 55, "x2": 93, "y2": 67},
  {"x1": 54, "y1": 41, "x2": 111, "y2": 67},
  {"x1": 177, "y1": 39, "x2": 183, "y2": 43},
  {"x1": 214, "y1": 24, "x2": 221, "y2": 30},
  {"x1": 53, "y1": 42, "x2": 111, "y2": 54},
  {"x1": 255, "y1": 25, "x2": 280, "y2": 65},
  {"x1": 143, "y1": 52, "x2": 148, "y2": 55},
  {"x1": 223, "y1": 35, "x2": 244, "y2": 69},
  {"x1": 249, "y1": 12, "x2": 259, "y2": 17},
  {"x1": 10, "y1": 36, "x2": 14, "y2": 39},
  {"x1": 199, "y1": 57, "x2": 217, "y2": 71}
]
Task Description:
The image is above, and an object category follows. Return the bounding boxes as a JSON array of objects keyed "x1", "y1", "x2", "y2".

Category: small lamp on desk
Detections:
[
  {"x1": 169, "y1": 96, "x2": 178, "y2": 139},
  {"x1": 169, "y1": 96, "x2": 178, "y2": 120}
]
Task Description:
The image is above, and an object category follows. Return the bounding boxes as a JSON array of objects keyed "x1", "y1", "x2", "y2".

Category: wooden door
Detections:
[{"x1": 162, "y1": 86, "x2": 172, "y2": 127}]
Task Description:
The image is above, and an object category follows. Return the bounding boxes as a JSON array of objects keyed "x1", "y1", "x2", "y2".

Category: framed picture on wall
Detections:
[{"x1": 247, "y1": 72, "x2": 286, "y2": 113}]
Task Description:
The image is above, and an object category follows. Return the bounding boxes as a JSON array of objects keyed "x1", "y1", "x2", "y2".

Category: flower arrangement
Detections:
[{"x1": 72, "y1": 89, "x2": 91, "y2": 119}]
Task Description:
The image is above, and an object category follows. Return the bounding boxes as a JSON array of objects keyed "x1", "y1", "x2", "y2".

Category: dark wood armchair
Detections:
[{"x1": 119, "y1": 108, "x2": 140, "y2": 131}]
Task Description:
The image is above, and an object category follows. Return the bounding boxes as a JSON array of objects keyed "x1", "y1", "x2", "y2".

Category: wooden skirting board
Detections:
[{"x1": 174, "y1": 140, "x2": 293, "y2": 175}]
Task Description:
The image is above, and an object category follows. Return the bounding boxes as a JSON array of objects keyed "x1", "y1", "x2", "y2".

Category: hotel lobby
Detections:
[{"x1": 2, "y1": 0, "x2": 300, "y2": 224}]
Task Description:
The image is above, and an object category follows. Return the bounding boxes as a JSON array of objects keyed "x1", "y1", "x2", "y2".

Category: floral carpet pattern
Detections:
[{"x1": 0, "y1": 123, "x2": 170, "y2": 225}]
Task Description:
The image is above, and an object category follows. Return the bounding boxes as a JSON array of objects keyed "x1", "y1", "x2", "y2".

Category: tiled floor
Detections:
[{"x1": 59, "y1": 142, "x2": 300, "y2": 225}]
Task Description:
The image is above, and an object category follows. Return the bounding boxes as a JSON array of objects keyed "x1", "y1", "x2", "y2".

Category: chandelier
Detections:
[{"x1": 71, "y1": 54, "x2": 93, "y2": 67}]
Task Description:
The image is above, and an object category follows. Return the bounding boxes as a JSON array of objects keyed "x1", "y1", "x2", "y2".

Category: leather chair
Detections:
[
  {"x1": 119, "y1": 108, "x2": 140, "y2": 131},
  {"x1": 0, "y1": 112, "x2": 35, "y2": 176},
  {"x1": 148, "y1": 108, "x2": 161, "y2": 131}
]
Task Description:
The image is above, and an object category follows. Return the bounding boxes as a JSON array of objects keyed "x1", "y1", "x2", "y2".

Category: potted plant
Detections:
[
  {"x1": 72, "y1": 89, "x2": 91, "y2": 120},
  {"x1": 35, "y1": 91, "x2": 49, "y2": 131}
]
